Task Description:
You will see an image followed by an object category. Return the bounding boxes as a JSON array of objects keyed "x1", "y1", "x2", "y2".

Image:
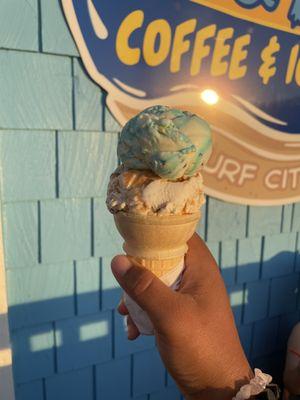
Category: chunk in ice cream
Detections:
[{"x1": 107, "y1": 167, "x2": 205, "y2": 216}]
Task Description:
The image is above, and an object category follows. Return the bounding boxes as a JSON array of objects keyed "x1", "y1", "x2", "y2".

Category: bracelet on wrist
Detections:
[
  {"x1": 233, "y1": 369, "x2": 280, "y2": 400},
  {"x1": 254, "y1": 383, "x2": 280, "y2": 399}
]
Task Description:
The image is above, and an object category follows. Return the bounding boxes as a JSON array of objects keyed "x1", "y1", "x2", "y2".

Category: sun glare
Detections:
[{"x1": 200, "y1": 89, "x2": 219, "y2": 105}]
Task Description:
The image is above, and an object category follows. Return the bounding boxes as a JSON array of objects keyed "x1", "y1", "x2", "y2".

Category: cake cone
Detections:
[{"x1": 114, "y1": 211, "x2": 201, "y2": 277}]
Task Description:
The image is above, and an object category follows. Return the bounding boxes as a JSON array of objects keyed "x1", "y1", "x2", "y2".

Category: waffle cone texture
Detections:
[{"x1": 114, "y1": 212, "x2": 201, "y2": 277}]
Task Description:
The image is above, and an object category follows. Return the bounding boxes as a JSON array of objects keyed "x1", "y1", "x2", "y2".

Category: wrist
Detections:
[
  {"x1": 185, "y1": 362, "x2": 253, "y2": 400},
  {"x1": 186, "y1": 387, "x2": 246, "y2": 400}
]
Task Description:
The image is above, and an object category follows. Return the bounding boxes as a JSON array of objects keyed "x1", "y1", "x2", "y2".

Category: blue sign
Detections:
[{"x1": 62, "y1": 0, "x2": 300, "y2": 205}]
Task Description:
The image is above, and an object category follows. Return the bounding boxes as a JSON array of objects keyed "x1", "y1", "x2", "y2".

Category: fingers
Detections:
[
  {"x1": 117, "y1": 299, "x2": 128, "y2": 315},
  {"x1": 186, "y1": 233, "x2": 217, "y2": 270},
  {"x1": 180, "y1": 233, "x2": 223, "y2": 294},
  {"x1": 186, "y1": 233, "x2": 220, "y2": 276},
  {"x1": 111, "y1": 255, "x2": 179, "y2": 329},
  {"x1": 127, "y1": 315, "x2": 140, "y2": 340}
]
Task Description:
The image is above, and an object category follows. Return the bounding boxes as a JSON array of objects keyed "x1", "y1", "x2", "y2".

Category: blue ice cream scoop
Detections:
[{"x1": 117, "y1": 105, "x2": 212, "y2": 180}]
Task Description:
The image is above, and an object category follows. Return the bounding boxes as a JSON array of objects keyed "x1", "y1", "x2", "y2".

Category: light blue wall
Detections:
[{"x1": 0, "y1": 1, "x2": 299, "y2": 399}]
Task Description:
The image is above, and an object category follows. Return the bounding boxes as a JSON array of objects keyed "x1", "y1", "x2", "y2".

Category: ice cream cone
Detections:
[{"x1": 114, "y1": 211, "x2": 201, "y2": 277}]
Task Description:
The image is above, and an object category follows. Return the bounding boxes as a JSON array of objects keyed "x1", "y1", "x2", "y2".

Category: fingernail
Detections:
[{"x1": 111, "y1": 255, "x2": 132, "y2": 278}]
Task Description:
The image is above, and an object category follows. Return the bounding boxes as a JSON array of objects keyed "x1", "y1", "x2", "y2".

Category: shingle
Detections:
[
  {"x1": 220, "y1": 240, "x2": 236, "y2": 285},
  {"x1": 94, "y1": 197, "x2": 123, "y2": 257},
  {"x1": 74, "y1": 59, "x2": 103, "y2": 130},
  {"x1": 292, "y1": 204, "x2": 300, "y2": 232},
  {"x1": 248, "y1": 206, "x2": 282, "y2": 237},
  {"x1": 41, "y1": 199, "x2": 91, "y2": 264},
  {"x1": 58, "y1": 131, "x2": 117, "y2": 198},
  {"x1": 243, "y1": 280, "x2": 269, "y2": 324},
  {"x1": 55, "y1": 312, "x2": 112, "y2": 372},
  {"x1": 7, "y1": 263, "x2": 74, "y2": 329},
  {"x1": 262, "y1": 233, "x2": 297, "y2": 279},
  {"x1": 207, "y1": 198, "x2": 247, "y2": 241},
  {"x1": 133, "y1": 349, "x2": 165, "y2": 397},
  {"x1": 269, "y1": 274, "x2": 299, "y2": 317},
  {"x1": 101, "y1": 257, "x2": 122, "y2": 310},
  {"x1": 15, "y1": 380, "x2": 44, "y2": 400},
  {"x1": 149, "y1": 387, "x2": 182, "y2": 400},
  {"x1": 45, "y1": 367, "x2": 94, "y2": 400},
  {"x1": 41, "y1": 0, "x2": 78, "y2": 56},
  {"x1": 12, "y1": 324, "x2": 54, "y2": 383},
  {"x1": 0, "y1": 131, "x2": 55, "y2": 201},
  {"x1": 237, "y1": 237, "x2": 262, "y2": 283},
  {"x1": 114, "y1": 312, "x2": 154, "y2": 358},
  {"x1": 76, "y1": 259, "x2": 101, "y2": 316},
  {"x1": 2, "y1": 202, "x2": 38, "y2": 268},
  {"x1": 96, "y1": 357, "x2": 131, "y2": 400},
  {"x1": 0, "y1": 51, "x2": 72, "y2": 129},
  {"x1": 237, "y1": 324, "x2": 253, "y2": 357},
  {"x1": 252, "y1": 318, "x2": 279, "y2": 358},
  {"x1": 227, "y1": 284, "x2": 244, "y2": 325},
  {"x1": 0, "y1": 0, "x2": 38, "y2": 51}
]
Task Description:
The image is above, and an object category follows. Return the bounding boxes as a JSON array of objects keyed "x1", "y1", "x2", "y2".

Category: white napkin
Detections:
[{"x1": 123, "y1": 259, "x2": 184, "y2": 335}]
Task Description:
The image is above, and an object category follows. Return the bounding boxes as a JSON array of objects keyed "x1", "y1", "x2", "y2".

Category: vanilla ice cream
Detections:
[{"x1": 107, "y1": 167, "x2": 205, "y2": 216}]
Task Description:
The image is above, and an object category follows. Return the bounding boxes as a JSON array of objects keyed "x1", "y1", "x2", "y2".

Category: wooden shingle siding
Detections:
[{"x1": 0, "y1": 1, "x2": 298, "y2": 399}]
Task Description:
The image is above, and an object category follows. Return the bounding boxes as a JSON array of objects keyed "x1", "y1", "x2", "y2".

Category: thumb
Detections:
[{"x1": 111, "y1": 255, "x2": 178, "y2": 327}]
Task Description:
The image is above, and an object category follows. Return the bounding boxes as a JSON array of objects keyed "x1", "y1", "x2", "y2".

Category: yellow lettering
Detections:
[
  {"x1": 286, "y1": 44, "x2": 299, "y2": 84},
  {"x1": 295, "y1": 59, "x2": 300, "y2": 86},
  {"x1": 229, "y1": 34, "x2": 251, "y2": 80},
  {"x1": 116, "y1": 10, "x2": 144, "y2": 66},
  {"x1": 211, "y1": 27, "x2": 234, "y2": 77},
  {"x1": 170, "y1": 19, "x2": 197, "y2": 73},
  {"x1": 143, "y1": 19, "x2": 171, "y2": 66},
  {"x1": 190, "y1": 24, "x2": 216, "y2": 76}
]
